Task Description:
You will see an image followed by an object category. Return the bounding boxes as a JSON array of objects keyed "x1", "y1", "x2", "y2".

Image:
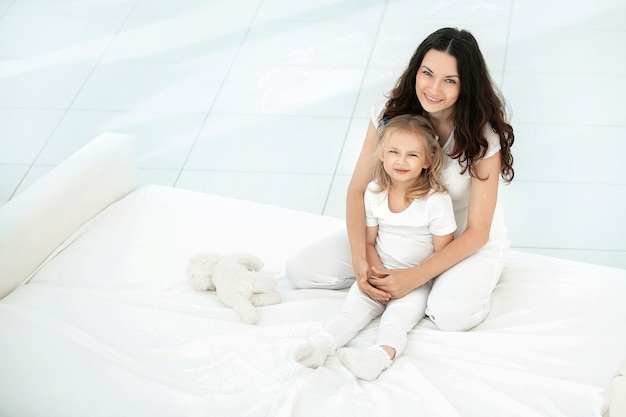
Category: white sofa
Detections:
[{"x1": 1, "y1": 133, "x2": 625, "y2": 417}]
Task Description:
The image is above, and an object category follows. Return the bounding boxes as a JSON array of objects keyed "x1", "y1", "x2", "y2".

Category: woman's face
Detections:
[{"x1": 415, "y1": 49, "x2": 460, "y2": 120}]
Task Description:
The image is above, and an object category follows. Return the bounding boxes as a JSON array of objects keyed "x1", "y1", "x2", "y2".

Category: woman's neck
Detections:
[{"x1": 429, "y1": 114, "x2": 454, "y2": 145}]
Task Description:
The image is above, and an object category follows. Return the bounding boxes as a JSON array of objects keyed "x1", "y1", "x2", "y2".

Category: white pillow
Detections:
[{"x1": 0, "y1": 132, "x2": 138, "y2": 299}]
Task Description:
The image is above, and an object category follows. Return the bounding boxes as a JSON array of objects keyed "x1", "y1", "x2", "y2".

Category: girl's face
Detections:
[
  {"x1": 381, "y1": 130, "x2": 430, "y2": 187},
  {"x1": 415, "y1": 49, "x2": 460, "y2": 120}
]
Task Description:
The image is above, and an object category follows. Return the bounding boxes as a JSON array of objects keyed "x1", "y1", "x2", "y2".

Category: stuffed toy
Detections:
[{"x1": 187, "y1": 252, "x2": 281, "y2": 324}]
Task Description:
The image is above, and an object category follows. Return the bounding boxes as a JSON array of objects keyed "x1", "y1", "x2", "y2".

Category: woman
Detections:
[{"x1": 286, "y1": 27, "x2": 514, "y2": 332}]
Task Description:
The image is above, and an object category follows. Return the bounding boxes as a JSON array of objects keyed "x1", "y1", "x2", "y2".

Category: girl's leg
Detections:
[
  {"x1": 285, "y1": 230, "x2": 355, "y2": 290},
  {"x1": 426, "y1": 239, "x2": 509, "y2": 331},
  {"x1": 323, "y1": 283, "x2": 386, "y2": 348},
  {"x1": 336, "y1": 284, "x2": 431, "y2": 380},
  {"x1": 294, "y1": 283, "x2": 384, "y2": 368},
  {"x1": 377, "y1": 283, "x2": 431, "y2": 356}
]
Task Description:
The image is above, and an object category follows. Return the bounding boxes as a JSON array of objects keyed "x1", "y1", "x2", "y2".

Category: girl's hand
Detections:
[
  {"x1": 368, "y1": 266, "x2": 423, "y2": 299},
  {"x1": 353, "y1": 259, "x2": 391, "y2": 303}
]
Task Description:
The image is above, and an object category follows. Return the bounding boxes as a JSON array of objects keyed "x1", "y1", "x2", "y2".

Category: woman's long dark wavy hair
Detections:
[{"x1": 382, "y1": 27, "x2": 514, "y2": 182}]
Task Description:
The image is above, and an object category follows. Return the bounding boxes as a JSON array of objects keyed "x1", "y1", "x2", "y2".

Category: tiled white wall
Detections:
[{"x1": 499, "y1": 0, "x2": 626, "y2": 269}]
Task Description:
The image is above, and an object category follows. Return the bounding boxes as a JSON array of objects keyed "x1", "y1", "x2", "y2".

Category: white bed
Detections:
[{"x1": 1, "y1": 133, "x2": 625, "y2": 417}]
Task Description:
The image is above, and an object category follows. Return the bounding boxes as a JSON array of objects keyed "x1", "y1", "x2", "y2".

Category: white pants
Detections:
[
  {"x1": 285, "y1": 230, "x2": 509, "y2": 331},
  {"x1": 324, "y1": 281, "x2": 431, "y2": 355}
]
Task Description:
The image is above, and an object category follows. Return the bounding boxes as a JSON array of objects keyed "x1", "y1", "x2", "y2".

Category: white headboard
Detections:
[{"x1": 0, "y1": 132, "x2": 139, "y2": 299}]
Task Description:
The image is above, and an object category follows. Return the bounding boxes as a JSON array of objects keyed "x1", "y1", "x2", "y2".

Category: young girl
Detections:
[
  {"x1": 286, "y1": 28, "x2": 514, "y2": 332},
  {"x1": 293, "y1": 115, "x2": 456, "y2": 380}
]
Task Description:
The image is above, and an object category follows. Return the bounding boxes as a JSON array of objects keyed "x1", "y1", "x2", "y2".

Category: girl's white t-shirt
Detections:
[{"x1": 365, "y1": 182, "x2": 457, "y2": 269}]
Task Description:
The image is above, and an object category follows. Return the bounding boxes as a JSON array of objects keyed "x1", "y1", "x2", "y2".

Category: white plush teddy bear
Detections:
[{"x1": 186, "y1": 252, "x2": 281, "y2": 324}]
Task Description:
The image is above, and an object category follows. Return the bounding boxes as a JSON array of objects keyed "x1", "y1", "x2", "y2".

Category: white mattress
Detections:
[{"x1": 1, "y1": 184, "x2": 625, "y2": 417}]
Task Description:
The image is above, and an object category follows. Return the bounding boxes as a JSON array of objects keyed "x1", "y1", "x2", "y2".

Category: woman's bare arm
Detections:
[{"x1": 346, "y1": 121, "x2": 390, "y2": 300}]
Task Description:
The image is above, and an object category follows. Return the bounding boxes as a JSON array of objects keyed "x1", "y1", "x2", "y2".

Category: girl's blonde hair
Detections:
[{"x1": 371, "y1": 114, "x2": 446, "y2": 200}]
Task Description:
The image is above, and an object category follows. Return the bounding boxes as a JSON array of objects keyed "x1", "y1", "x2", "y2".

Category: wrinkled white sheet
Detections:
[{"x1": 1, "y1": 186, "x2": 625, "y2": 417}]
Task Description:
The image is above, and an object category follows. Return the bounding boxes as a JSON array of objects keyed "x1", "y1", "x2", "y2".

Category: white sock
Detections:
[
  {"x1": 336, "y1": 345, "x2": 393, "y2": 380},
  {"x1": 293, "y1": 333, "x2": 335, "y2": 369}
]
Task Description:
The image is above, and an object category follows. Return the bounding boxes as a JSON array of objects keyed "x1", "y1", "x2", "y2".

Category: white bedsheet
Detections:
[{"x1": 1, "y1": 185, "x2": 625, "y2": 417}]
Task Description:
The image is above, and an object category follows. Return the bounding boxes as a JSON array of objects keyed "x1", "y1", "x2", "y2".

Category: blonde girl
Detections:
[{"x1": 293, "y1": 115, "x2": 456, "y2": 380}]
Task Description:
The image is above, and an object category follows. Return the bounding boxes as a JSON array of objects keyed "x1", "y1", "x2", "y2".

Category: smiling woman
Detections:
[{"x1": 286, "y1": 27, "x2": 515, "y2": 333}]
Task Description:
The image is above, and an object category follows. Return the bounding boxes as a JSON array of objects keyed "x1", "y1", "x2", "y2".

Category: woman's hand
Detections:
[
  {"x1": 353, "y1": 258, "x2": 391, "y2": 303},
  {"x1": 368, "y1": 266, "x2": 425, "y2": 299}
]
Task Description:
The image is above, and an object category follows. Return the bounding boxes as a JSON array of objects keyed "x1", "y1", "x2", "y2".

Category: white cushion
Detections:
[{"x1": 0, "y1": 132, "x2": 138, "y2": 299}]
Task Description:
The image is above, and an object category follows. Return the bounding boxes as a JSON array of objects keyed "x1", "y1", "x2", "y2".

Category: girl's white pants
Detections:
[{"x1": 324, "y1": 281, "x2": 431, "y2": 355}]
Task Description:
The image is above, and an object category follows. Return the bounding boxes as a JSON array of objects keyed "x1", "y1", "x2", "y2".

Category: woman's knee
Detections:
[
  {"x1": 284, "y1": 254, "x2": 311, "y2": 288},
  {"x1": 285, "y1": 231, "x2": 354, "y2": 289},
  {"x1": 425, "y1": 299, "x2": 491, "y2": 331},
  {"x1": 285, "y1": 250, "x2": 354, "y2": 290},
  {"x1": 425, "y1": 246, "x2": 506, "y2": 331}
]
